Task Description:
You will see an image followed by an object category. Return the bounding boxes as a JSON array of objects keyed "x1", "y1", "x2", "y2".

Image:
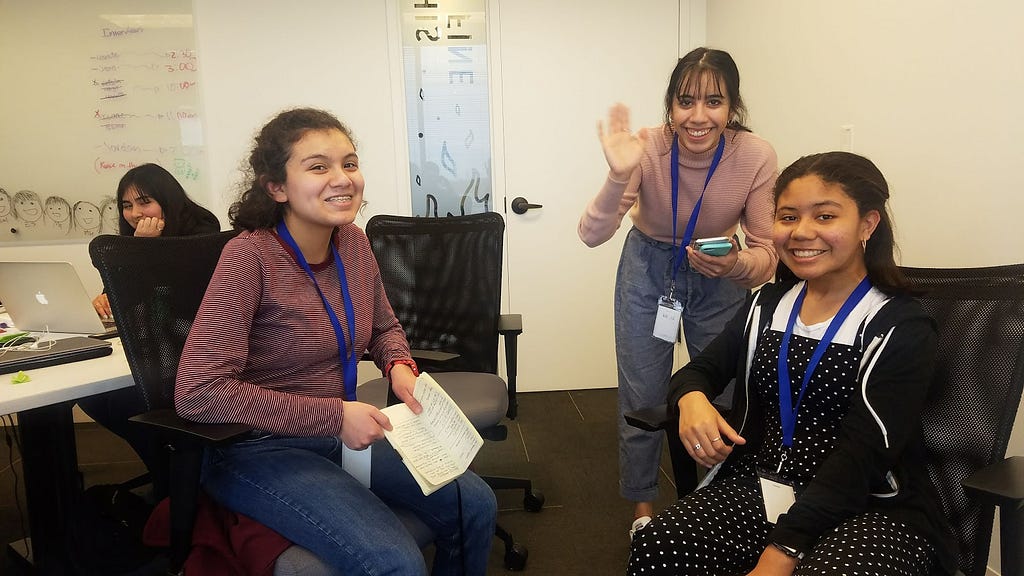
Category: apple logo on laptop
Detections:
[{"x1": 35, "y1": 291, "x2": 49, "y2": 305}]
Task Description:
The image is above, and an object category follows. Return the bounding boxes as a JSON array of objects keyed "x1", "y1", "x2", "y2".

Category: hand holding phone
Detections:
[{"x1": 693, "y1": 237, "x2": 734, "y2": 257}]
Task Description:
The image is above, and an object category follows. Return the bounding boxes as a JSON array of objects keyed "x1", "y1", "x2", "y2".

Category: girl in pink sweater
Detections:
[{"x1": 578, "y1": 47, "x2": 779, "y2": 536}]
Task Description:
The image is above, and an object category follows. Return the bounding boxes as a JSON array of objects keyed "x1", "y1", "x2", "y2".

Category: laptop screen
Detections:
[{"x1": 0, "y1": 261, "x2": 109, "y2": 335}]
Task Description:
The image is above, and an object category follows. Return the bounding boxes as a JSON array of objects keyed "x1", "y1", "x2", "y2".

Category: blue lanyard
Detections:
[
  {"x1": 777, "y1": 277, "x2": 872, "y2": 448},
  {"x1": 671, "y1": 134, "x2": 726, "y2": 283},
  {"x1": 276, "y1": 221, "x2": 359, "y2": 401}
]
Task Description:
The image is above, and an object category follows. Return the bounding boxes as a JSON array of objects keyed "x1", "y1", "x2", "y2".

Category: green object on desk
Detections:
[
  {"x1": 0, "y1": 331, "x2": 29, "y2": 344},
  {"x1": 10, "y1": 371, "x2": 31, "y2": 384}
]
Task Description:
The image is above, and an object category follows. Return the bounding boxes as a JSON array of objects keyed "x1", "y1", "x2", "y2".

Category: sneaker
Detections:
[{"x1": 629, "y1": 515, "x2": 652, "y2": 540}]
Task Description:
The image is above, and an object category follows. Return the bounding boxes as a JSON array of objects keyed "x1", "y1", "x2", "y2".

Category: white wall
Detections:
[
  {"x1": 706, "y1": 0, "x2": 1024, "y2": 268},
  {"x1": 706, "y1": 2, "x2": 1023, "y2": 573}
]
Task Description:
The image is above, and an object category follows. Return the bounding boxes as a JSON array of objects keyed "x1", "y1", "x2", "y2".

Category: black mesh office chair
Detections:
[
  {"x1": 626, "y1": 263, "x2": 1024, "y2": 576},
  {"x1": 358, "y1": 212, "x2": 544, "y2": 571},
  {"x1": 89, "y1": 231, "x2": 433, "y2": 576},
  {"x1": 903, "y1": 264, "x2": 1024, "y2": 576}
]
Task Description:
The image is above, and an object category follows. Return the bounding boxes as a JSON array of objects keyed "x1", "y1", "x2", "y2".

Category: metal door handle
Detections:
[{"x1": 511, "y1": 197, "x2": 543, "y2": 214}]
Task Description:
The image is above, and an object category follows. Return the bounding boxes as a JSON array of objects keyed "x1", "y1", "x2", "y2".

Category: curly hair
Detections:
[{"x1": 230, "y1": 108, "x2": 354, "y2": 231}]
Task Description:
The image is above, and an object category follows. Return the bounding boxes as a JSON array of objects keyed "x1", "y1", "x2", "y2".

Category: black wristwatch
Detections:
[{"x1": 771, "y1": 542, "x2": 805, "y2": 562}]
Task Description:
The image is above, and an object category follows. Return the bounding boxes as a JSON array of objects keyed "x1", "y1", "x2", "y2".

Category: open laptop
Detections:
[{"x1": 0, "y1": 261, "x2": 118, "y2": 338}]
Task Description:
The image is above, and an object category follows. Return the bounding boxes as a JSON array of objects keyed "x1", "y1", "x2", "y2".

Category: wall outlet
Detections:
[{"x1": 840, "y1": 125, "x2": 854, "y2": 152}]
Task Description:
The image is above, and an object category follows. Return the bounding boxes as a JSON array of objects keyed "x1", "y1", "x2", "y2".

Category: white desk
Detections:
[
  {"x1": 1, "y1": 337, "x2": 134, "y2": 575},
  {"x1": 0, "y1": 338, "x2": 133, "y2": 414}
]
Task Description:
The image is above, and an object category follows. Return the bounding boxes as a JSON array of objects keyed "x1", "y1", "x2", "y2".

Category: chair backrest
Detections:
[
  {"x1": 365, "y1": 213, "x2": 504, "y2": 374},
  {"x1": 902, "y1": 264, "x2": 1024, "y2": 576},
  {"x1": 88, "y1": 230, "x2": 240, "y2": 411}
]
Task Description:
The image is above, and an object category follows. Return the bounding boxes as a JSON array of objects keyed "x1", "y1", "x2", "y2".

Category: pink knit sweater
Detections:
[{"x1": 578, "y1": 127, "x2": 778, "y2": 288}]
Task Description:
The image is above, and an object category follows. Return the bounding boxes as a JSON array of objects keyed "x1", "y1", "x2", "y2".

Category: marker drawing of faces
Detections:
[
  {"x1": 0, "y1": 188, "x2": 11, "y2": 222},
  {"x1": 73, "y1": 200, "x2": 102, "y2": 236},
  {"x1": 13, "y1": 190, "x2": 43, "y2": 226},
  {"x1": 45, "y1": 196, "x2": 73, "y2": 234},
  {"x1": 99, "y1": 196, "x2": 119, "y2": 232}
]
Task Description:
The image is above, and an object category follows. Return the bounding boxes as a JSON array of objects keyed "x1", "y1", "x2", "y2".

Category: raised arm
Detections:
[{"x1": 578, "y1": 103, "x2": 648, "y2": 247}]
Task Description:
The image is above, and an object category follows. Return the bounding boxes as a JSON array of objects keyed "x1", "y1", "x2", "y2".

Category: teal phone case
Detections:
[{"x1": 698, "y1": 241, "x2": 732, "y2": 256}]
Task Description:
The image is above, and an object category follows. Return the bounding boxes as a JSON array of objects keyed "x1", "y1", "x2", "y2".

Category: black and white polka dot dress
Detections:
[{"x1": 628, "y1": 290, "x2": 935, "y2": 576}]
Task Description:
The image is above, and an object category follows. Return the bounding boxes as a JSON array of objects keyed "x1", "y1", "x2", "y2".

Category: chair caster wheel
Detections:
[
  {"x1": 504, "y1": 542, "x2": 528, "y2": 571},
  {"x1": 524, "y1": 489, "x2": 544, "y2": 512}
]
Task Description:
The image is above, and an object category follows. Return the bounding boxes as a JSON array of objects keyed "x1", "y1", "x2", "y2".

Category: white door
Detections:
[{"x1": 490, "y1": 0, "x2": 690, "y2": 391}]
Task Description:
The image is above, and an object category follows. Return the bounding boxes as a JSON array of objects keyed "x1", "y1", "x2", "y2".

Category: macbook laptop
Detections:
[
  {"x1": 0, "y1": 335, "x2": 113, "y2": 375},
  {"x1": 0, "y1": 261, "x2": 118, "y2": 338}
]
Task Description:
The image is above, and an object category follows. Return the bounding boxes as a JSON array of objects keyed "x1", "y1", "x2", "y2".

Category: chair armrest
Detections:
[
  {"x1": 129, "y1": 408, "x2": 253, "y2": 445},
  {"x1": 962, "y1": 456, "x2": 1024, "y2": 507},
  {"x1": 410, "y1": 349, "x2": 459, "y2": 363},
  {"x1": 624, "y1": 404, "x2": 673, "y2": 432},
  {"x1": 963, "y1": 456, "x2": 1024, "y2": 576},
  {"x1": 361, "y1": 350, "x2": 460, "y2": 364},
  {"x1": 499, "y1": 313, "x2": 523, "y2": 336},
  {"x1": 499, "y1": 313, "x2": 523, "y2": 419}
]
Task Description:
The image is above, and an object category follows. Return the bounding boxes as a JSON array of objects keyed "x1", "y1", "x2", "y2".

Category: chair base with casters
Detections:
[{"x1": 359, "y1": 370, "x2": 541, "y2": 571}]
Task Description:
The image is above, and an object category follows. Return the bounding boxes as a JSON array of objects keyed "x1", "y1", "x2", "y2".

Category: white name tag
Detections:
[
  {"x1": 342, "y1": 444, "x2": 372, "y2": 488},
  {"x1": 653, "y1": 297, "x2": 682, "y2": 343},
  {"x1": 759, "y1": 475, "x2": 796, "y2": 524}
]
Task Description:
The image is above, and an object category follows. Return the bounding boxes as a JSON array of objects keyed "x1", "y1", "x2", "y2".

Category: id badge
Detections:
[
  {"x1": 653, "y1": 296, "x2": 683, "y2": 343},
  {"x1": 342, "y1": 444, "x2": 372, "y2": 488},
  {"x1": 757, "y1": 468, "x2": 796, "y2": 524}
]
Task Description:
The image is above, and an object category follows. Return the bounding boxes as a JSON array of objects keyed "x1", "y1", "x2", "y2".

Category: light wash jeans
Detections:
[
  {"x1": 202, "y1": 433, "x2": 496, "y2": 575},
  {"x1": 615, "y1": 227, "x2": 748, "y2": 502}
]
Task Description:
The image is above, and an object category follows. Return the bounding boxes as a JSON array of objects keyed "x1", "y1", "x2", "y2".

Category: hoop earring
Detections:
[{"x1": 861, "y1": 238, "x2": 867, "y2": 251}]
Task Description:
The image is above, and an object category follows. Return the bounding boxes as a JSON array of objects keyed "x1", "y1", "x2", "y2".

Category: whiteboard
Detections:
[{"x1": 0, "y1": 0, "x2": 205, "y2": 244}]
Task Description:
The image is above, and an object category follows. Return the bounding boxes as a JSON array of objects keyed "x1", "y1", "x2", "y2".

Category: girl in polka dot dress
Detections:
[{"x1": 628, "y1": 152, "x2": 957, "y2": 576}]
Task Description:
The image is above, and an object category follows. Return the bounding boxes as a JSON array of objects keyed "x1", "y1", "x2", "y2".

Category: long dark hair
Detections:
[
  {"x1": 116, "y1": 163, "x2": 219, "y2": 236},
  {"x1": 230, "y1": 108, "x2": 353, "y2": 231},
  {"x1": 663, "y1": 47, "x2": 749, "y2": 133},
  {"x1": 773, "y1": 152, "x2": 908, "y2": 294}
]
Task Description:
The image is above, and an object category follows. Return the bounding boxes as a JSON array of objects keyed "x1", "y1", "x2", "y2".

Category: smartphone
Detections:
[{"x1": 693, "y1": 237, "x2": 733, "y2": 256}]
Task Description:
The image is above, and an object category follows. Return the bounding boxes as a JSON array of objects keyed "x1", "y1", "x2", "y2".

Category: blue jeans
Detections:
[
  {"x1": 615, "y1": 227, "x2": 748, "y2": 502},
  {"x1": 201, "y1": 434, "x2": 496, "y2": 575}
]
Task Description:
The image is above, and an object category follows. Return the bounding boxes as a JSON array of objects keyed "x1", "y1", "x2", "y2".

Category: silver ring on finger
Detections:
[{"x1": 694, "y1": 443, "x2": 702, "y2": 451}]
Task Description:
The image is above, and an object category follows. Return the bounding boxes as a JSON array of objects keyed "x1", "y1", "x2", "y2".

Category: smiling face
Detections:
[
  {"x1": 0, "y1": 191, "x2": 10, "y2": 217},
  {"x1": 15, "y1": 193, "x2": 42, "y2": 222},
  {"x1": 773, "y1": 175, "x2": 880, "y2": 290},
  {"x1": 74, "y1": 202, "x2": 101, "y2": 229},
  {"x1": 268, "y1": 128, "x2": 364, "y2": 237},
  {"x1": 671, "y1": 71, "x2": 732, "y2": 154},
  {"x1": 120, "y1": 185, "x2": 164, "y2": 230}
]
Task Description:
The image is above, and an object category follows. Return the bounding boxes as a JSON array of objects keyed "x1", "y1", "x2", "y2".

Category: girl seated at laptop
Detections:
[
  {"x1": 91, "y1": 163, "x2": 220, "y2": 318},
  {"x1": 81, "y1": 163, "x2": 220, "y2": 499}
]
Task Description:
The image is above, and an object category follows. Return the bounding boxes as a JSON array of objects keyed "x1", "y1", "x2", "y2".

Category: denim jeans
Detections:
[
  {"x1": 615, "y1": 227, "x2": 748, "y2": 502},
  {"x1": 202, "y1": 434, "x2": 496, "y2": 575}
]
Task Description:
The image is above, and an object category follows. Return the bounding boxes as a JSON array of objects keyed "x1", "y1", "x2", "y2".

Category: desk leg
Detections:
[{"x1": 17, "y1": 401, "x2": 81, "y2": 575}]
